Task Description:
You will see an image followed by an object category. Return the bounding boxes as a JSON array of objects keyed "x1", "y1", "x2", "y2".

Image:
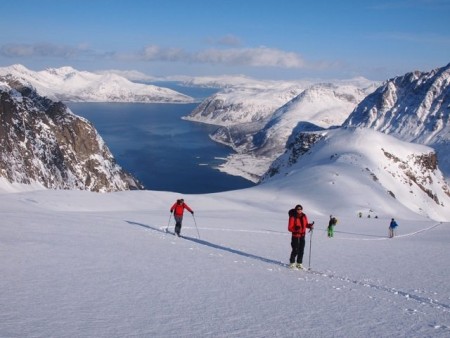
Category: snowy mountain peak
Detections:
[
  {"x1": 343, "y1": 63, "x2": 450, "y2": 180},
  {"x1": 344, "y1": 63, "x2": 450, "y2": 142},
  {"x1": 44, "y1": 66, "x2": 78, "y2": 77},
  {"x1": 8, "y1": 64, "x2": 31, "y2": 74}
]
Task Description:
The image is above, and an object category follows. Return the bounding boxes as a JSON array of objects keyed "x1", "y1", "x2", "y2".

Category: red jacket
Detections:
[
  {"x1": 170, "y1": 202, "x2": 193, "y2": 216},
  {"x1": 288, "y1": 212, "x2": 311, "y2": 238}
]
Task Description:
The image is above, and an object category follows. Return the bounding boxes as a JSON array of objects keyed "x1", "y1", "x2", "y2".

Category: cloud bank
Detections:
[{"x1": 1, "y1": 42, "x2": 307, "y2": 69}]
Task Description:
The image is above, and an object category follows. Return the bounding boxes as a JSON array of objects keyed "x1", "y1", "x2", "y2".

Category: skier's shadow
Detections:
[
  {"x1": 125, "y1": 220, "x2": 287, "y2": 268},
  {"x1": 182, "y1": 235, "x2": 287, "y2": 268},
  {"x1": 126, "y1": 220, "x2": 167, "y2": 234}
]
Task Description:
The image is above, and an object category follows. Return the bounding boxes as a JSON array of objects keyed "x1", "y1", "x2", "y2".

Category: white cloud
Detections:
[
  {"x1": 195, "y1": 47, "x2": 306, "y2": 68},
  {"x1": 140, "y1": 45, "x2": 187, "y2": 62},
  {"x1": 137, "y1": 45, "x2": 306, "y2": 69},
  {"x1": 1, "y1": 41, "x2": 308, "y2": 70},
  {"x1": 0, "y1": 43, "x2": 93, "y2": 59},
  {"x1": 0, "y1": 44, "x2": 35, "y2": 57}
]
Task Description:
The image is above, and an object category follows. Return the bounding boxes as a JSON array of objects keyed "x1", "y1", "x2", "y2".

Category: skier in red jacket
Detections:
[
  {"x1": 170, "y1": 199, "x2": 194, "y2": 236},
  {"x1": 288, "y1": 204, "x2": 314, "y2": 269}
]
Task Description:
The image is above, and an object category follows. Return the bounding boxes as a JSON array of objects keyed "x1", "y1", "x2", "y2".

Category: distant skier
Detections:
[
  {"x1": 170, "y1": 199, "x2": 194, "y2": 236},
  {"x1": 389, "y1": 218, "x2": 398, "y2": 238},
  {"x1": 288, "y1": 205, "x2": 314, "y2": 269},
  {"x1": 328, "y1": 215, "x2": 338, "y2": 238}
]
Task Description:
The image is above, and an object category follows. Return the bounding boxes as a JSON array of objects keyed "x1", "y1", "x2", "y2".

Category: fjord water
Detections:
[{"x1": 68, "y1": 102, "x2": 255, "y2": 193}]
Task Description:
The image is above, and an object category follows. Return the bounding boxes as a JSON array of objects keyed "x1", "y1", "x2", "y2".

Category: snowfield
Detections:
[{"x1": 1, "y1": 183, "x2": 449, "y2": 338}]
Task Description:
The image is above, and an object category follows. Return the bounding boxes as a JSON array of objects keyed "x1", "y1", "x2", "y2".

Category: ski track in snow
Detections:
[
  {"x1": 334, "y1": 222, "x2": 444, "y2": 241},
  {"x1": 137, "y1": 221, "x2": 450, "y2": 317},
  {"x1": 306, "y1": 269, "x2": 450, "y2": 314},
  {"x1": 161, "y1": 221, "x2": 443, "y2": 240}
]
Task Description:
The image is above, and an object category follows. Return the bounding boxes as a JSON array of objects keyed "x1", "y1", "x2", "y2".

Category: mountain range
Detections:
[
  {"x1": 0, "y1": 64, "x2": 193, "y2": 103},
  {"x1": 0, "y1": 63, "x2": 449, "y2": 220},
  {"x1": 186, "y1": 64, "x2": 449, "y2": 185},
  {"x1": 184, "y1": 63, "x2": 450, "y2": 220},
  {"x1": 186, "y1": 78, "x2": 379, "y2": 180}
]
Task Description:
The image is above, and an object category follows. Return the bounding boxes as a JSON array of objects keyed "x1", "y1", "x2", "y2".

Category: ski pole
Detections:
[
  {"x1": 192, "y1": 213, "x2": 200, "y2": 239},
  {"x1": 308, "y1": 222, "x2": 314, "y2": 270},
  {"x1": 166, "y1": 213, "x2": 172, "y2": 232}
]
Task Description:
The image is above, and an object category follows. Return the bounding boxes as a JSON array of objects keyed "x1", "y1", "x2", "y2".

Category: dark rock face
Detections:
[{"x1": 0, "y1": 76, "x2": 143, "y2": 192}]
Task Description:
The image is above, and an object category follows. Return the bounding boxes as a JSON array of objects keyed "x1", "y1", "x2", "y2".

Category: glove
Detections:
[
  {"x1": 170, "y1": 210, "x2": 173, "y2": 214},
  {"x1": 191, "y1": 211, "x2": 194, "y2": 215}
]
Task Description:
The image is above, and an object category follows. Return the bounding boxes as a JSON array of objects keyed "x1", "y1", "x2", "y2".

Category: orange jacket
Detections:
[{"x1": 288, "y1": 212, "x2": 311, "y2": 238}]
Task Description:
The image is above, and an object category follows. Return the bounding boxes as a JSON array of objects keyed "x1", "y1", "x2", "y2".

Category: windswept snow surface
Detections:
[{"x1": 1, "y1": 182, "x2": 449, "y2": 337}]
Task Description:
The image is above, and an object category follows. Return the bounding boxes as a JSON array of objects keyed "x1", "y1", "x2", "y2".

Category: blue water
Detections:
[
  {"x1": 148, "y1": 81, "x2": 220, "y2": 101},
  {"x1": 68, "y1": 102, "x2": 255, "y2": 194}
]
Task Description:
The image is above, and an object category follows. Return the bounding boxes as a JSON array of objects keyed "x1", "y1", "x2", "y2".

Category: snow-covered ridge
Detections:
[
  {"x1": 160, "y1": 74, "x2": 378, "y2": 91},
  {"x1": 0, "y1": 64, "x2": 194, "y2": 103},
  {"x1": 184, "y1": 83, "x2": 306, "y2": 126},
  {"x1": 261, "y1": 127, "x2": 450, "y2": 221}
]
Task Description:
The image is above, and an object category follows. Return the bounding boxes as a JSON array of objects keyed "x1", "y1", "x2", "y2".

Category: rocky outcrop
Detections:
[{"x1": 0, "y1": 76, "x2": 143, "y2": 192}]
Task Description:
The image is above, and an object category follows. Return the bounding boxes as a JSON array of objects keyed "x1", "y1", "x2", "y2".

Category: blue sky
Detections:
[{"x1": 1, "y1": 0, "x2": 449, "y2": 80}]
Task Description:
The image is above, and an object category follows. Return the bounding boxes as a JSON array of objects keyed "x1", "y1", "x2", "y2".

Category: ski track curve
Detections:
[
  {"x1": 171, "y1": 221, "x2": 443, "y2": 241},
  {"x1": 335, "y1": 222, "x2": 443, "y2": 241}
]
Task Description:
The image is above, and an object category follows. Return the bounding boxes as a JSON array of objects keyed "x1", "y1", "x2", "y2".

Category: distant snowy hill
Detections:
[
  {"x1": 261, "y1": 128, "x2": 450, "y2": 222},
  {"x1": 343, "y1": 63, "x2": 450, "y2": 180},
  {"x1": 0, "y1": 64, "x2": 194, "y2": 103},
  {"x1": 184, "y1": 82, "x2": 307, "y2": 126},
  {"x1": 193, "y1": 80, "x2": 377, "y2": 181},
  {"x1": 0, "y1": 77, "x2": 142, "y2": 192}
]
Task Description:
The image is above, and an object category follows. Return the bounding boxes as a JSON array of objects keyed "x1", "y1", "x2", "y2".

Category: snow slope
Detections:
[
  {"x1": 1, "y1": 125, "x2": 449, "y2": 337},
  {"x1": 1, "y1": 182, "x2": 449, "y2": 338},
  {"x1": 261, "y1": 128, "x2": 450, "y2": 222}
]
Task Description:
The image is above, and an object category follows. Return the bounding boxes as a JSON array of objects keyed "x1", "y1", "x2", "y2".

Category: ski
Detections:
[{"x1": 287, "y1": 263, "x2": 312, "y2": 271}]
